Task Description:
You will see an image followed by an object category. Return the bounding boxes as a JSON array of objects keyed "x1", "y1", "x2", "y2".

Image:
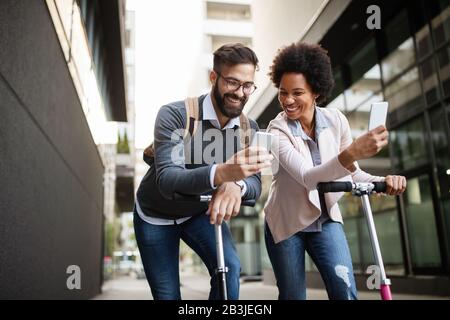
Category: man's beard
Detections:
[{"x1": 213, "y1": 84, "x2": 247, "y2": 118}]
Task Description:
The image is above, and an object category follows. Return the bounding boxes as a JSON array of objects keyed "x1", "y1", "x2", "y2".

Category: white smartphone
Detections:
[
  {"x1": 251, "y1": 131, "x2": 273, "y2": 152},
  {"x1": 251, "y1": 131, "x2": 274, "y2": 176},
  {"x1": 368, "y1": 102, "x2": 389, "y2": 131}
]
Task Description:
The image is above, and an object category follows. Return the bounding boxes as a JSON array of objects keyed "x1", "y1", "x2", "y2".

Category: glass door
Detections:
[{"x1": 403, "y1": 173, "x2": 443, "y2": 273}]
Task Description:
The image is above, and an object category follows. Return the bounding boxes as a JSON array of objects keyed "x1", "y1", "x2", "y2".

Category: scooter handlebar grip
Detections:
[
  {"x1": 317, "y1": 181, "x2": 353, "y2": 193},
  {"x1": 172, "y1": 193, "x2": 200, "y2": 201},
  {"x1": 172, "y1": 193, "x2": 256, "y2": 207},
  {"x1": 372, "y1": 182, "x2": 387, "y2": 193}
]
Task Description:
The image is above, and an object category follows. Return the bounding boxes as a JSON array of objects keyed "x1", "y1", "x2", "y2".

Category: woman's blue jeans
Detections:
[
  {"x1": 134, "y1": 210, "x2": 240, "y2": 300},
  {"x1": 265, "y1": 220, "x2": 358, "y2": 300}
]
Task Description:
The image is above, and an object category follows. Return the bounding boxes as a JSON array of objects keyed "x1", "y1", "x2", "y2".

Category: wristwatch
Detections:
[
  {"x1": 234, "y1": 181, "x2": 244, "y2": 193},
  {"x1": 234, "y1": 181, "x2": 244, "y2": 192}
]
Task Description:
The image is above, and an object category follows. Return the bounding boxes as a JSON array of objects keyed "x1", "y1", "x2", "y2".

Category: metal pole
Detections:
[
  {"x1": 215, "y1": 223, "x2": 228, "y2": 300},
  {"x1": 361, "y1": 194, "x2": 392, "y2": 300}
]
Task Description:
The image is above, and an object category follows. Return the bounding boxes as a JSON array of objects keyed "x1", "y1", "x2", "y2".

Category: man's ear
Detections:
[{"x1": 210, "y1": 70, "x2": 217, "y2": 85}]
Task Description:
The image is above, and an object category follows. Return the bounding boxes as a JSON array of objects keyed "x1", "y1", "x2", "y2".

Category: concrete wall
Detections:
[{"x1": 0, "y1": 0, "x2": 104, "y2": 299}]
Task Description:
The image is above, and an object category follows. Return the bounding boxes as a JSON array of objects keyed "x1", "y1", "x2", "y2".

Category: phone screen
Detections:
[
  {"x1": 250, "y1": 132, "x2": 274, "y2": 176},
  {"x1": 251, "y1": 132, "x2": 273, "y2": 152},
  {"x1": 368, "y1": 102, "x2": 389, "y2": 130}
]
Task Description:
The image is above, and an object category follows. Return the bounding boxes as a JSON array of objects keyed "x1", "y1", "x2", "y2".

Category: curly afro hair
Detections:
[{"x1": 269, "y1": 42, "x2": 334, "y2": 105}]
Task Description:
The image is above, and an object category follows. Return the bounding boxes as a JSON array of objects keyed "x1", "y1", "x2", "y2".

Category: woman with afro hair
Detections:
[{"x1": 263, "y1": 42, "x2": 406, "y2": 300}]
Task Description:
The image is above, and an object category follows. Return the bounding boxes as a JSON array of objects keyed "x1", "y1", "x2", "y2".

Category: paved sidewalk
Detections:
[{"x1": 94, "y1": 272, "x2": 450, "y2": 300}]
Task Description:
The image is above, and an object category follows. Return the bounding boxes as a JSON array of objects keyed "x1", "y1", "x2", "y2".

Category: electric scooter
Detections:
[
  {"x1": 317, "y1": 181, "x2": 392, "y2": 300},
  {"x1": 173, "y1": 193, "x2": 256, "y2": 300}
]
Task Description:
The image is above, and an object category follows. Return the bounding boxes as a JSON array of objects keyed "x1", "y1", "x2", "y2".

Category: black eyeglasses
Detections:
[{"x1": 216, "y1": 71, "x2": 257, "y2": 95}]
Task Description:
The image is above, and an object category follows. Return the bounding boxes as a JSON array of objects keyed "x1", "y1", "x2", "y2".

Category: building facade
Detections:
[
  {"x1": 199, "y1": 0, "x2": 254, "y2": 93},
  {"x1": 0, "y1": 0, "x2": 127, "y2": 299},
  {"x1": 251, "y1": 0, "x2": 450, "y2": 296}
]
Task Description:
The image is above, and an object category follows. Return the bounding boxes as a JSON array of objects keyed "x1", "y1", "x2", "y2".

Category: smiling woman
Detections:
[
  {"x1": 262, "y1": 42, "x2": 406, "y2": 300},
  {"x1": 269, "y1": 44, "x2": 334, "y2": 142}
]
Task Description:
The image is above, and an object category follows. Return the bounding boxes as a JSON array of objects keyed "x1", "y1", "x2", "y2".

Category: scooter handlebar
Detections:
[
  {"x1": 372, "y1": 182, "x2": 387, "y2": 193},
  {"x1": 317, "y1": 181, "x2": 353, "y2": 193},
  {"x1": 317, "y1": 181, "x2": 387, "y2": 194},
  {"x1": 172, "y1": 193, "x2": 256, "y2": 207}
]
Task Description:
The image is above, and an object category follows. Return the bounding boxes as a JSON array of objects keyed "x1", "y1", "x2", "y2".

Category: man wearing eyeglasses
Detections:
[{"x1": 134, "y1": 44, "x2": 272, "y2": 300}]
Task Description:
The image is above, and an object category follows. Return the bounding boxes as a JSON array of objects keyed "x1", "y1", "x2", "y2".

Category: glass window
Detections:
[
  {"x1": 385, "y1": 10, "x2": 412, "y2": 55},
  {"x1": 340, "y1": 194, "x2": 363, "y2": 218},
  {"x1": 348, "y1": 39, "x2": 378, "y2": 83},
  {"x1": 331, "y1": 68, "x2": 345, "y2": 99},
  {"x1": 440, "y1": 199, "x2": 450, "y2": 270},
  {"x1": 381, "y1": 38, "x2": 416, "y2": 84},
  {"x1": 415, "y1": 24, "x2": 434, "y2": 59},
  {"x1": 230, "y1": 225, "x2": 245, "y2": 243},
  {"x1": 384, "y1": 67, "x2": 421, "y2": 112},
  {"x1": 345, "y1": 65, "x2": 383, "y2": 112},
  {"x1": 327, "y1": 67, "x2": 346, "y2": 110},
  {"x1": 437, "y1": 45, "x2": 450, "y2": 96},
  {"x1": 206, "y1": 2, "x2": 251, "y2": 21},
  {"x1": 432, "y1": 4, "x2": 450, "y2": 47},
  {"x1": 344, "y1": 39, "x2": 383, "y2": 112},
  {"x1": 359, "y1": 211, "x2": 405, "y2": 275},
  {"x1": 420, "y1": 58, "x2": 441, "y2": 105},
  {"x1": 368, "y1": 192, "x2": 397, "y2": 212},
  {"x1": 343, "y1": 218, "x2": 362, "y2": 272},
  {"x1": 341, "y1": 196, "x2": 403, "y2": 275},
  {"x1": 431, "y1": 106, "x2": 449, "y2": 152},
  {"x1": 390, "y1": 117, "x2": 428, "y2": 171},
  {"x1": 346, "y1": 105, "x2": 371, "y2": 137},
  {"x1": 404, "y1": 175, "x2": 442, "y2": 269},
  {"x1": 326, "y1": 93, "x2": 346, "y2": 112},
  {"x1": 435, "y1": 105, "x2": 450, "y2": 256}
]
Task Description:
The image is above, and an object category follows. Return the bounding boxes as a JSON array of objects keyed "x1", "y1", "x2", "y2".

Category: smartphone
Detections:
[
  {"x1": 251, "y1": 131, "x2": 274, "y2": 176},
  {"x1": 368, "y1": 102, "x2": 389, "y2": 131},
  {"x1": 251, "y1": 131, "x2": 273, "y2": 152}
]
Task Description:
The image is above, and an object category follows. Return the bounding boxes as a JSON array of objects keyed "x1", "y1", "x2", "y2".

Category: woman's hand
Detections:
[
  {"x1": 349, "y1": 125, "x2": 389, "y2": 160},
  {"x1": 385, "y1": 175, "x2": 407, "y2": 196},
  {"x1": 338, "y1": 125, "x2": 389, "y2": 170}
]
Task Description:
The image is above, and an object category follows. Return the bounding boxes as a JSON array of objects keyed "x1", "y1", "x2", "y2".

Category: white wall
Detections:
[
  {"x1": 127, "y1": 0, "x2": 205, "y2": 149},
  {"x1": 247, "y1": 0, "x2": 329, "y2": 116}
]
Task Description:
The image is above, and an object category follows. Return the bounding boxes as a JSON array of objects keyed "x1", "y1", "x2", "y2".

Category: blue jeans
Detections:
[
  {"x1": 265, "y1": 220, "x2": 358, "y2": 300},
  {"x1": 133, "y1": 210, "x2": 241, "y2": 300}
]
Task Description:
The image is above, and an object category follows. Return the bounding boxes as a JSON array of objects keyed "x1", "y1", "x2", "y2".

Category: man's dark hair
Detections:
[
  {"x1": 213, "y1": 43, "x2": 259, "y2": 73},
  {"x1": 269, "y1": 42, "x2": 334, "y2": 105}
]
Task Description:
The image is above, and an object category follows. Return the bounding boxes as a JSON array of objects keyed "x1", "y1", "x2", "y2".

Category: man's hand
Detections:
[
  {"x1": 207, "y1": 182, "x2": 242, "y2": 225},
  {"x1": 214, "y1": 146, "x2": 273, "y2": 186}
]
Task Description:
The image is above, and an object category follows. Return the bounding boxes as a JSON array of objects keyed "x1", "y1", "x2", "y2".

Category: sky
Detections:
[{"x1": 126, "y1": 0, "x2": 205, "y2": 149}]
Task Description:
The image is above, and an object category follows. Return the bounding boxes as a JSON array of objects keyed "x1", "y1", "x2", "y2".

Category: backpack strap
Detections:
[
  {"x1": 143, "y1": 97, "x2": 200, "y2": 165},
  {"x1": 239, "y1": 113, "x2": 251, "y2": 149},
  {"x1": 143, "y1": 143, "x2": 155, "y2": 163},
  {"x1": 184, "y1": 97, "x2": 200, "y2": 140}
]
